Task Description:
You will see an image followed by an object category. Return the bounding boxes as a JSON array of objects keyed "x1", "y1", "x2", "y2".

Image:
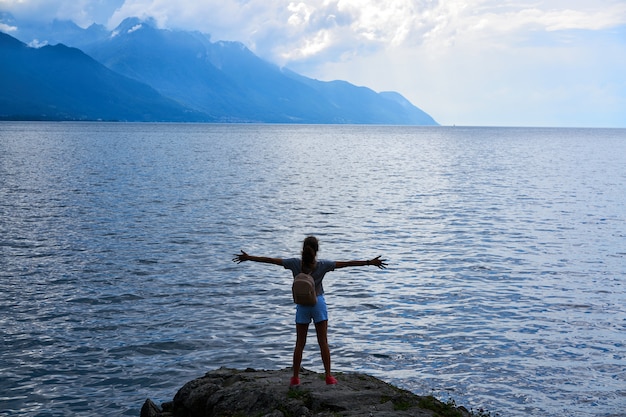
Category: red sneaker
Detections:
[
  {"x1": 290, "y1": 377, "x2": 300, "y2": 387},
  {"x1": 325, "y1": 375, "x2": 338, "y2": 385}
]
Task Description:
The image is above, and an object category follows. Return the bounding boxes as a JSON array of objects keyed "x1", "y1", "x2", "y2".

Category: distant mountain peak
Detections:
[
  {"x1": 110, "y1": 17, "x2": 157, "y2": 38},
  {"x1": 114, "y1": 16, "x2": 151, "y2": 31}
]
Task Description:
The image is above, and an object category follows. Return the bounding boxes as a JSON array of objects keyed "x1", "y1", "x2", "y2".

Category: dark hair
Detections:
[{"x1": 302, "y1": 236, "x2": 319, "y2": 272}]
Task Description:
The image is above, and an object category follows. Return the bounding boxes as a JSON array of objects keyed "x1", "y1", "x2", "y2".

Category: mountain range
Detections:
[{"x1": 0, "y1": 14, "x2": 438, "y2": 124}]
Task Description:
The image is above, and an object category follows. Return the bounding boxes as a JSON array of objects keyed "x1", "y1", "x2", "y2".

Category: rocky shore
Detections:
[{"x1": 141, "y1": 367, "x2": 473, "y2": 417}]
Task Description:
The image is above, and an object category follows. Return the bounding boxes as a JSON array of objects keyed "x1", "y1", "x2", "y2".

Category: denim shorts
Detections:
[{"x1": 295, "y1": 295, "x2": 328, "y2": 324}]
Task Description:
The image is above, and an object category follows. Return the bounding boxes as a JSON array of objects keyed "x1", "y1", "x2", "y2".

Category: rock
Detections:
[
  {"x1": 141, "y1": 367, "x2": 471, "y2": 417},
  {"x1": 140, "y1": 398, "x2": 163, "y2": 417}
]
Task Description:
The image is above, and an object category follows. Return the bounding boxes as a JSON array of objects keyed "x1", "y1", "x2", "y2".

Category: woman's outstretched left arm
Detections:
[{"x1": 335, "y1": 255, "x2": 387, "y2": 270}]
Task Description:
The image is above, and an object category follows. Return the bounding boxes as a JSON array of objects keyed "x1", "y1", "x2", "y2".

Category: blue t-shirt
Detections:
[{"x1": 282, "y1": 258, "x2": 336, "y2": 296}]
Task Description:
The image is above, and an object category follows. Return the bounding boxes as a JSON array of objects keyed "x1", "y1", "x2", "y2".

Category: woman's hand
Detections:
[
  {"x1": 369, "y1": 256, "x2": 388, "y2": 269},
  {"x1": 232, "y1": 250, "x2": 249, "y2": 263}
]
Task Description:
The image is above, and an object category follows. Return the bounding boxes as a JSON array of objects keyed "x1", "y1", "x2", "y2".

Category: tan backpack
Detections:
[{"x1": 292, "y1": 272, "x2": 317, "y2": 306}]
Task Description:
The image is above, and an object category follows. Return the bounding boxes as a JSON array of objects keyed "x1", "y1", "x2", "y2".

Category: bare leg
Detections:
[
  {"x1": 314, "y1": 320, "x2": 331, "y2": 377},
  {"x1": 293, "y1": 323, "x2": 309, "y2": 379}
]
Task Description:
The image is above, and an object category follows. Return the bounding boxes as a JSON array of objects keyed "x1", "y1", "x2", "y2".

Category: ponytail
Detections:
[{"x1": 301, "y1": 236, "x2": 319, "y2": 273}]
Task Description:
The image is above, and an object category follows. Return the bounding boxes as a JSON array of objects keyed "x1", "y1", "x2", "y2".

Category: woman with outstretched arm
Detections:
[{"x1": 233, "y1": 235, "x2": 387, "y2": 387}]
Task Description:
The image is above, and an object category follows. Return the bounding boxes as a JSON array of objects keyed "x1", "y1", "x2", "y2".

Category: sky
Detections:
[{"x1": 1, "y1": 0, "x2": 625, "y2": 127}]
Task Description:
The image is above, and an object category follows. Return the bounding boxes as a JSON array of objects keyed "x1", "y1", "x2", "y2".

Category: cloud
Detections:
[
  {"x1": 4, "y1": 0, "x2": 624, "y2": 66},
  {"x1": 0, "y1": 21, "x2": 17, "y2": 32},
  {"x1": 302, "y1": 1, "x2": 626, "y2": 127}
]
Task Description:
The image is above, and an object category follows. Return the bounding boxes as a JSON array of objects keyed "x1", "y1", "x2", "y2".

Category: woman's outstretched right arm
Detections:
[{"x1": 232, "y1": 250, "x2": 283, "y2": 266}]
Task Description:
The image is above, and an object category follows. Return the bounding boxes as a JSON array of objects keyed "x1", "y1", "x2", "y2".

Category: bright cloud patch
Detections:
[
  {"x1": 127, "y1": 23, "x2": 142, "y2": 33},
  {"x1": 0, "y1": 22, "x2": 17, "y2": 32}
]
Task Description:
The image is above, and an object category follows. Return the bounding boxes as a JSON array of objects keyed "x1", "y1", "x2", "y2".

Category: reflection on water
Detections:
[{"x1": 1, "y1": 123, "x2": 625, "y2": 416}]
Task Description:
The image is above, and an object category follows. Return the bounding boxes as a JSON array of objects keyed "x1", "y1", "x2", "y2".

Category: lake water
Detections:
[{"x1": 1, "y1": 122, "x2": 624, "y2": 417}]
